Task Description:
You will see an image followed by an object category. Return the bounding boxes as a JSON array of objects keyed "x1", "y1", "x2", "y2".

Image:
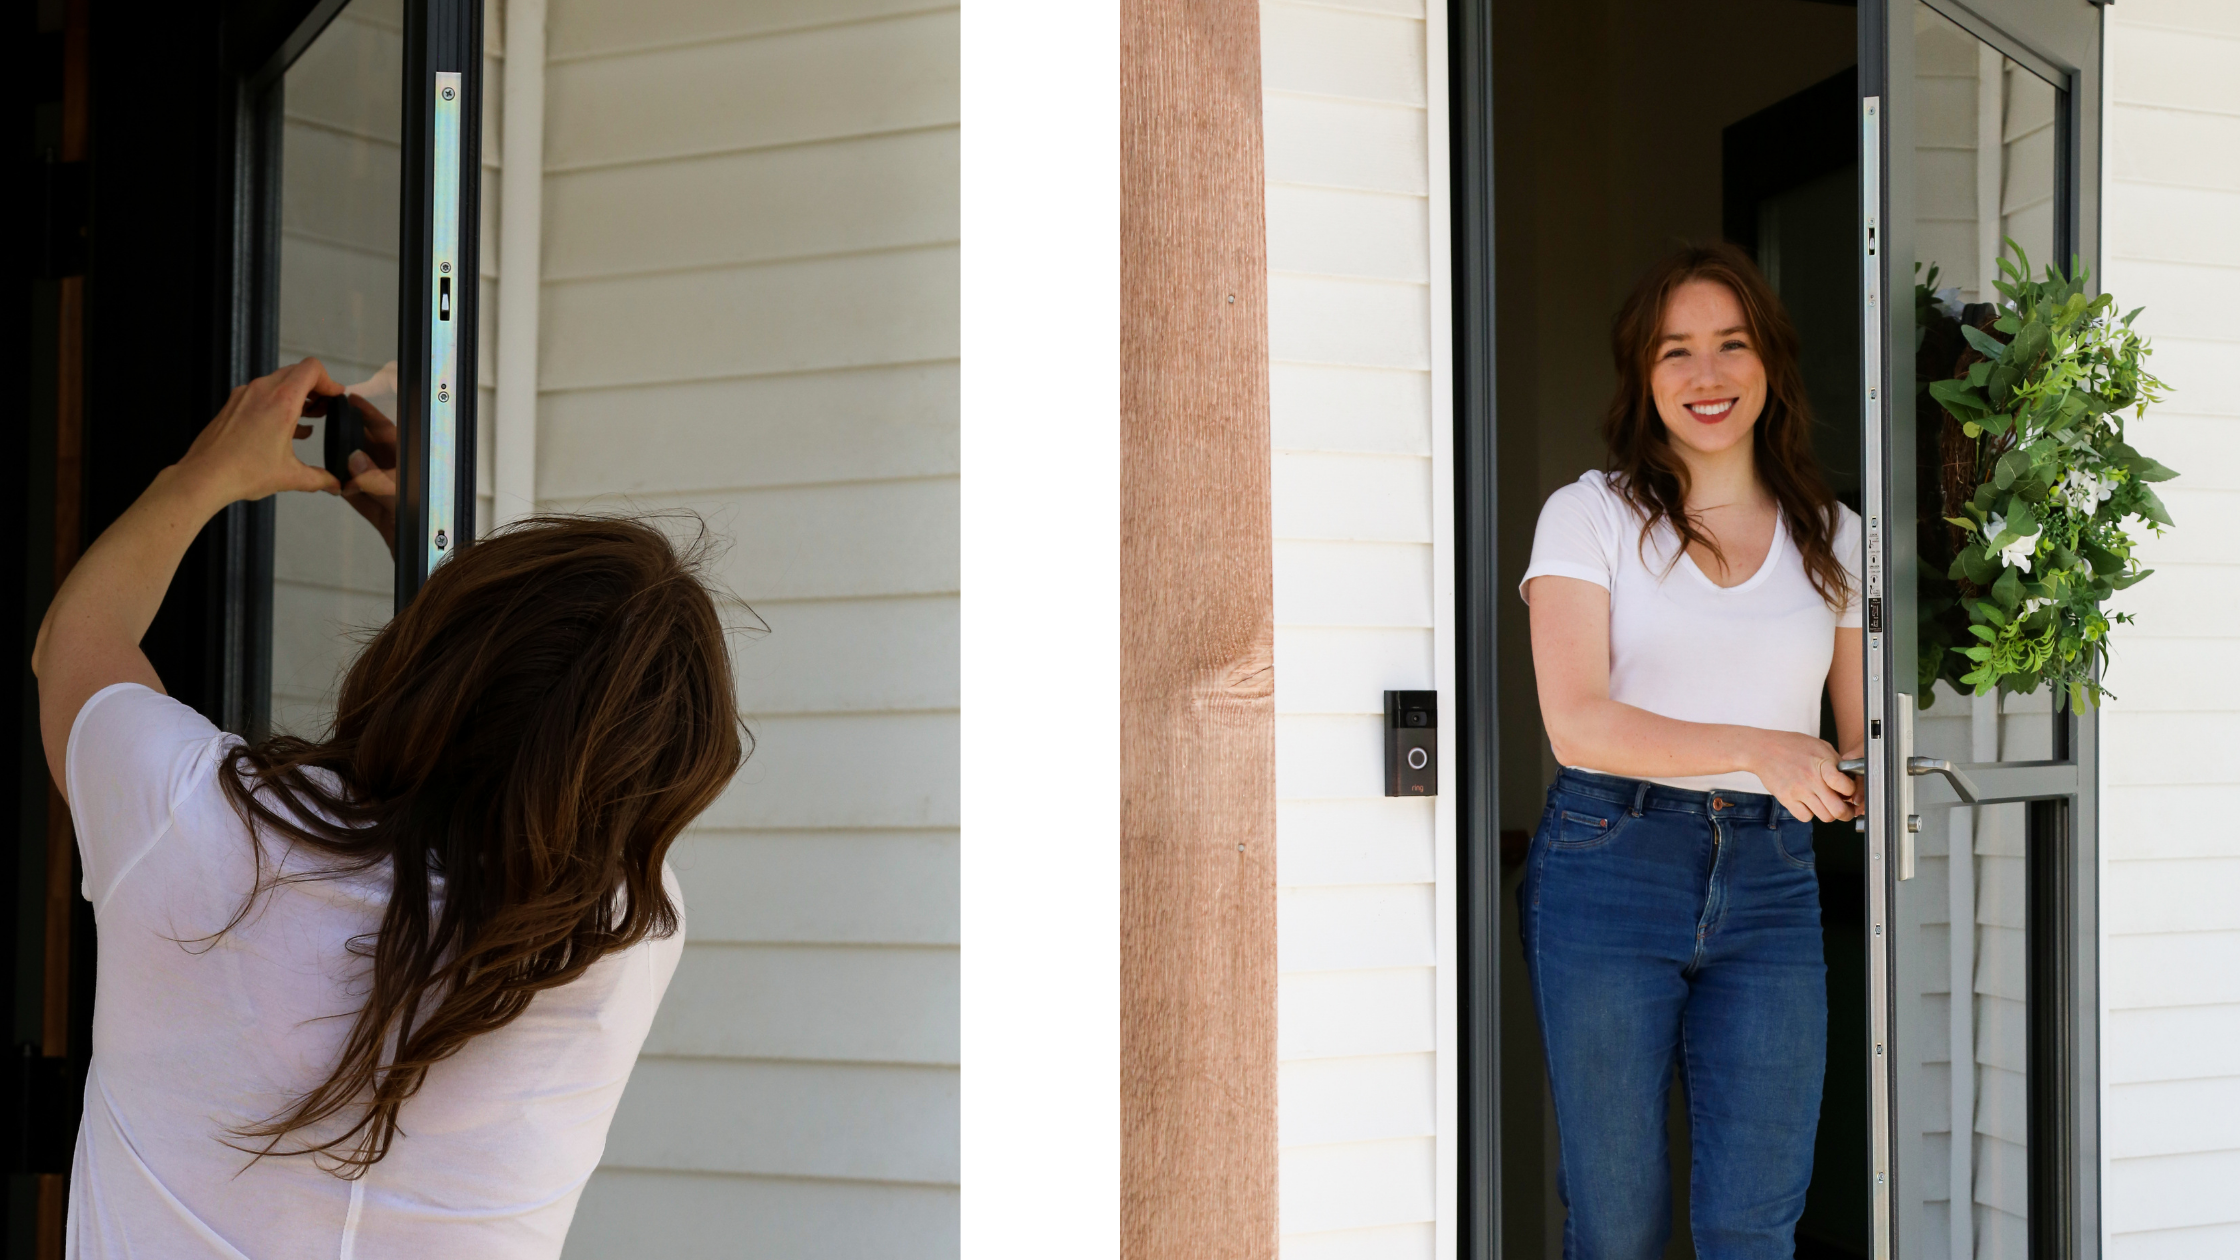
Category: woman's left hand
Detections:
[{"x1": 175, "y1": 358, "x2": 345, "y2": 506}]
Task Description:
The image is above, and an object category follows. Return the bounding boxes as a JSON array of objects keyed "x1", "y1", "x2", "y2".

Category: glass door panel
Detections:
[
  {"x1": 1868, "y1": 2, "x2": 2103, "y2": 1256},
  {"x1": 1911, "y1": 1, "x2": 2064, "y2": 770},
  {"x1": 269, "y1": 0, "x2": 403, "y2": 737},
  {"x1": 1906, "y1": 20, "x2": 2061, "y2": 1251}
]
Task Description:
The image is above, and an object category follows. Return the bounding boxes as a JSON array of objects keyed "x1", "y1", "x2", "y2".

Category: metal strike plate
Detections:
[{"x1": 427, "y1": 70, "x2": 462, "y2": 571}]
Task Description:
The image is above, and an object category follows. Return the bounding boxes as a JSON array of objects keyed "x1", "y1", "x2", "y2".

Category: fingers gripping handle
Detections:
[{"x1": 1835, "y1": 756, "x2": 1980, "y2": 804}]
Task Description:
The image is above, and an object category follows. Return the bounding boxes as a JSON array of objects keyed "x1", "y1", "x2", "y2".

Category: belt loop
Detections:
[
  {"x1": 1766, "y1": 803, "x2": 1780, "y2": 831},
  {"x1": 1630, "y1": 780, "x2": 1650, "y2": 818}
]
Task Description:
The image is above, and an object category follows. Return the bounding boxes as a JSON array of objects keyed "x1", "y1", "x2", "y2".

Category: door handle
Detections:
[
  {"x1": 1836, "y1": 753, "x2": 1980, "y2": 793},
  {"x1": 1906, "y1": 757, "x2": 1978, "y2": 803},
  {"x1": 1837, "y1": 756, "x2": 1978, "y2": 803}
]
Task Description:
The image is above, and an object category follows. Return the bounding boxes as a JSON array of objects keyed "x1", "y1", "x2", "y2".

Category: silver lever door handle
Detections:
[
  {"x1": 1905, "y1": 756, "x2": 1978, "y2": 803},
  {"x1": 1832, "y1": 756, "x2": 1978, "y2": 803}
]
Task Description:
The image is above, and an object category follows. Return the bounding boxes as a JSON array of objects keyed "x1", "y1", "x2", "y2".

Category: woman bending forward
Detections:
[
  {"x1": 1520, "y1": 243, "x2": 1864, "y2": 1258},
  {"x1": 34, "y1": 359, "x2": 743, "y2": 1258}
]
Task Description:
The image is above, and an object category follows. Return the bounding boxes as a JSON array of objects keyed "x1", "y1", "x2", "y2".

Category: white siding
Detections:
[
  {"x1": 1263, "y1": 0, "x2": 1456, "y2": 1254},
  {"x1": 536, "y1": 1, "x2": 958, "y2": 1253},
  {"x1": 2101, "y1": 1, "x2": 2240, "y2": 1255}
]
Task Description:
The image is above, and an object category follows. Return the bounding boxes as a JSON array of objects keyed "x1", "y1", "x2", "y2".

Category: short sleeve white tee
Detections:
[
  {"x1": 62, "y1": 683, "x2": 684, "y2": 1260},
  {"x1": 1520, "y1": 471, "x2": 1863, "y2": 795}
]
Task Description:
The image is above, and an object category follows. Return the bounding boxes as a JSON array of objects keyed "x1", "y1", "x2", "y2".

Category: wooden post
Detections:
[{"x1": 1119, "y1": 0, "x2": 1277, "y2": 1256}]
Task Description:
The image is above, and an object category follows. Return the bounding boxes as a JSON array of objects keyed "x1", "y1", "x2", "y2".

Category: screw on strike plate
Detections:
[
  {"x1": 442, "y1": 86, "x2": 456, "y2": 101},
  {"x1": 434, "y1": 530, "x2": 449, "y2": 551},
  {"x1": 438, "y1": 384, "x2": 450, "y2": 402},
  {"x1": 440, "y1": 261, "x2": 452, "y2": 276}
]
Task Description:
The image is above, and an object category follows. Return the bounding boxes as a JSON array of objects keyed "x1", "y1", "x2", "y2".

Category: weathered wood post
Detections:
[{"x1": 1120, "y1": 0, "x2": 1278, "y2": 1254}]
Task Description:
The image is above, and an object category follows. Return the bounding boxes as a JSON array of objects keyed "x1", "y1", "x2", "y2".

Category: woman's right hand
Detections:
[
  {"x1": 175, "y1": 358, "x2": 344, "y2": 507},
  {"x1": 1749, "y1": 729, "x2": 1859, "y2": 822}
]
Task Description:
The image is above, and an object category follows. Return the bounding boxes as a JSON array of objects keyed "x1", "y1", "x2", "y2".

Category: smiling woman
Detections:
[{"x1": 1515, "y1": 242, "x2": 1865, "y2": 1253}]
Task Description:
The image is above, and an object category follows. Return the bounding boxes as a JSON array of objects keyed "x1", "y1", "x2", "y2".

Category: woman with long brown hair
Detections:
[
  {"x1": 33, "y1": 358, "x2": 744, "y2": 1257},
  {"x1": 1518, "y1": 243, "x2": 1862, "y2": 1256}
]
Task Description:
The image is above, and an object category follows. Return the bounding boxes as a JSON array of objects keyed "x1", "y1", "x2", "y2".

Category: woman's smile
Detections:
[{"x1": 1649, "y1": 279, "x2": 1768, "y2": 456}]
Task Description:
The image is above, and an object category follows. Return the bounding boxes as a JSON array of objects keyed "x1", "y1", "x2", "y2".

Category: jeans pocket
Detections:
[
  {"x1": 1547, "y1": 804, "x2": 1628, "y2": 850},
  {"x1": 1776, "y1": 820, "x2": 1818, "y2": 870}
]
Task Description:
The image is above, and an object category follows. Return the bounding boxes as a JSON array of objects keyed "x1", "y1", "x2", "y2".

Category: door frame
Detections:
[
  {"x1": 1448, "y1": 0, "x2": 2106, "y2": 1254},
  {"x1": 1447, "y1": 0, "x2": 1502, "y2": 1253},
  {"x1": 226, "y1": 0, "x2": 486, "y2": 739}
]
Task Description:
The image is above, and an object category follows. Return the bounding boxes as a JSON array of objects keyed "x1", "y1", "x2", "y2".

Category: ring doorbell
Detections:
[{"x1": 1384, "y1": 690, "x2": 1437, "y2": 797}]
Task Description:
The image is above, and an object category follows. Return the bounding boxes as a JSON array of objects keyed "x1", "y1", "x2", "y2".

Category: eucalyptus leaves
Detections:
[{"x1": 1914, "y1": 243, "x2": 2172, "y2": 710}]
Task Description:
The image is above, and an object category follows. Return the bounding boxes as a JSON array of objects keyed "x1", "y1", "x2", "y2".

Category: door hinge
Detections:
[{"x1": 6, "y1": 1045, "x2": 83, "y2": 1174}]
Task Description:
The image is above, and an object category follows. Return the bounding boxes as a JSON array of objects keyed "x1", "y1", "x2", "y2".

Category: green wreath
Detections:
[{"x1": 1912, "y1": 241, "x2": 2173, "y2": 711}]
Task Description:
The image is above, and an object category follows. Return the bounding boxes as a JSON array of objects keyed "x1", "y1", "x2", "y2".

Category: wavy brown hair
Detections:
[
  {"x1": 1604, "y1": 242, "x2": 1850, "y2": 609},
  {"x1": 216, "y1": 516, "x2": 747, "y2": 1174}
]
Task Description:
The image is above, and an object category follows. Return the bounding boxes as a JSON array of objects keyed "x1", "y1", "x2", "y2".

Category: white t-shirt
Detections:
[
  {"x1": 1520, "y1": 471, "x2": 1863, "y2": 795},
  {"x1": 62, "y1": 683, "x2": 684, "y2": 1260}
]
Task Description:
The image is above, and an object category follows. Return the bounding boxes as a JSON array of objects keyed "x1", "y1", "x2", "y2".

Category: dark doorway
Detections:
[
  {"x1": 1470, "y1": 1, "x2": 1867, "y2": 1256},
  {"x1": 9, "y1": 3, "x2": 340, "y2": 1254}
]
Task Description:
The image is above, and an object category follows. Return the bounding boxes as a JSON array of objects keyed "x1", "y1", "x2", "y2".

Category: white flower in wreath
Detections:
[
  {"x1": 2060, "y1": 467, "x2": 2116, "y2": 515},
  {"x1": 1983, "y1": 513, "x2": 2043, "y2": 572}
]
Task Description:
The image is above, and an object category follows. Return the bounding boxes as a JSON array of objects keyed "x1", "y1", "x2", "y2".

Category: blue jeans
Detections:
[{"x1": 1519, "y1": 769, "x2": 1827, "y2": 1259}]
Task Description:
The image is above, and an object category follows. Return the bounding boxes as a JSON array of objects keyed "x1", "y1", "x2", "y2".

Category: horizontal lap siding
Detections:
[
  {"x1": 542, "y1": 2, "x2": 958, "y2": 1255},
  {"x1": 2101, "y1": 3, "x2": 2240, "y2": 1254},
  {"x1": 1263, "y1": 0, "x2": 1451, "y2": 1253}
]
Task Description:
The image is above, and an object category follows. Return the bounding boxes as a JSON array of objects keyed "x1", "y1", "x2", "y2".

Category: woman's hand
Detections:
[
  {"x1": 1749, "y1": 729, "x2": 1860, "y2": 823},
  {"x1": 175, "y1": 358, "x2": 345, "y2": 506}
]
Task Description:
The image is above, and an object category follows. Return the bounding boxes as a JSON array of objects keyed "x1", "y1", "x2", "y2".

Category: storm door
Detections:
[
  {"x1": 1859, "y1": 2, "x2": 2103, "y2": 1256},
  {"x1": 241, "y1": 0, "x2": 482, "y2": 739}
]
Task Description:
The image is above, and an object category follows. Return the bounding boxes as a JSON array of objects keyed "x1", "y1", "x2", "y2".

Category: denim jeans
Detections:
[{"x1": 1519, "y1": 768, "x2": 1827, "y2": 1260}]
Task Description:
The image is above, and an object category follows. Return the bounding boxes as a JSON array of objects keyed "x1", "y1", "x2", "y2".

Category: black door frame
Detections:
[
  {"x1": 1449, "y1": 1, "x2": 2105, "y2": 1254},
  {"x1": 1447, "y1": 1, "x2": 1501, "y2": 1254},
  {"x1": 226, "y1": 0, "x2": 487, "y2": 736}
]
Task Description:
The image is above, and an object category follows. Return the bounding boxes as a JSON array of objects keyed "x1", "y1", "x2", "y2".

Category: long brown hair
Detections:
[
  {"x1": 216, "y1": 516, "x2": 747, "y2": 1174},
  {"x1": 1604, "y1": 242, "x2": 1850, "y2": 609}
]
